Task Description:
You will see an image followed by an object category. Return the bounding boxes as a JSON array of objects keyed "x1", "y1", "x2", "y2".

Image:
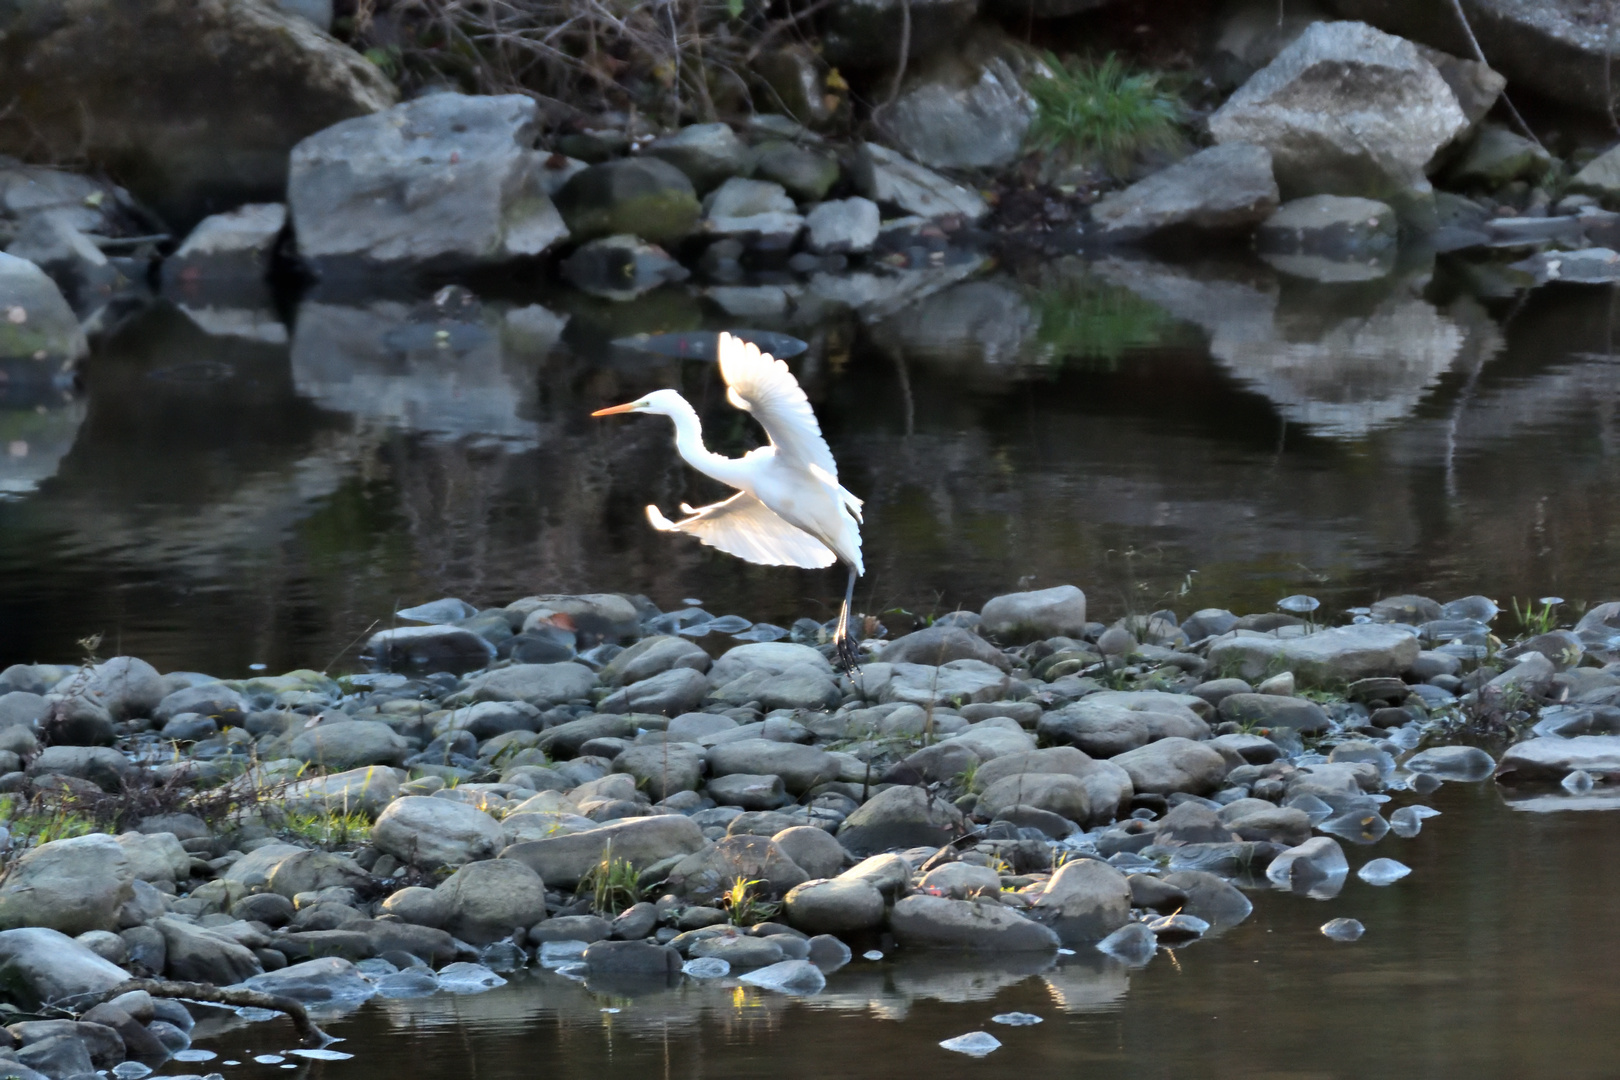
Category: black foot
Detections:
[{"x1": 834, "y1": 630, "x2": 862, "y2": 678}]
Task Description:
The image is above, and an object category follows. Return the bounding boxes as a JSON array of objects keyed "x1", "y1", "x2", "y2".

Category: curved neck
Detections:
[{"x1": 664, "y1": 399, "x2": 751, "y2": 490}]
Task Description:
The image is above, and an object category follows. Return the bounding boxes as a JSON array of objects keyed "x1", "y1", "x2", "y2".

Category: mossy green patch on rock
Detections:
[{"x1": 554, "y1": 158, "x2": 700, "y2": 244}]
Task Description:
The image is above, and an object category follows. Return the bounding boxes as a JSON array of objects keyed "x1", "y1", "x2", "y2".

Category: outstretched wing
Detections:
[
  {"x1": 646, "y1": 493, "x2": 837, "y2": 569},
  {"x1": 717, "y1": 332, "x2": 840, "y2": 478}
]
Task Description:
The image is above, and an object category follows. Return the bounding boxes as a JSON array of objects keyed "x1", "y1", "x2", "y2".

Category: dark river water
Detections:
[
  {"x1": 181, "y1": 781, "x2": 1620, "y2": 1080},
  {"x1": 4, "y1": 251, "x2": 1620, "y2": 674},
  {"x1": 6, "y1": 254, "x2": 1620, "y2": 1075}
]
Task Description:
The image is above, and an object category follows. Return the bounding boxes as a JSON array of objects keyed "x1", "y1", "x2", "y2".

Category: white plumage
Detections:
[{"x1": 592, "y1": 332, "x2": 865, "y2": 670}]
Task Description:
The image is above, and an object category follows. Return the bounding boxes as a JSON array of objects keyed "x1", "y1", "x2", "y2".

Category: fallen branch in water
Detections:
[{"x1": 74, "y1": 979, "x2": 330, "y2": 1048}]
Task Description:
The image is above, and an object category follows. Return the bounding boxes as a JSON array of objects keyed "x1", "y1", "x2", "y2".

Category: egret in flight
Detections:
[{"x1": 592, "y1": 332, "x2": 865, "y2": 673}]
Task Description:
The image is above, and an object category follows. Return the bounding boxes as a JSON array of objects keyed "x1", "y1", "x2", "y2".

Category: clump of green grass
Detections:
[
  {"x1": 0, "y1": 795, "x2": 98, "y2": 848},
  {"x1": 720, "y1": 877, "x2": 780, "y2": 926},
  {"x1": 281, "y1": 810, "x2": 372, "y2": 847},
  {"x1": 578, "y1": 842, "x2": 643, "y2": 915},
  {"x1": 1511, "y1": 596, "x2": 1562, "y2": 636},
  {"x1": 1027, "y1": 53, "x2": 1184, "y2": 177}
]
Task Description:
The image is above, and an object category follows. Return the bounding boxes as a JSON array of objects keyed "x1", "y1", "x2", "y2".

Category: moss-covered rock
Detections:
[{"x1": 554, "y1": 159, "x2": 701, "y2": 244}]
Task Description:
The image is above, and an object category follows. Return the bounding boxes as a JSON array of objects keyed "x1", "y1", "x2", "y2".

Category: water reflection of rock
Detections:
[
  {"x1": 0, "y1": 398, "x2": 86, "y2": 497},
  {"x1": 291, "y1": 299, "x2": 567, "y2": 446},
  {"x1": 1094, "y1": 255, "x2": 1493, "y2": 440},
  {"x1": 870, "y1": 278, "x2": 1046, "y2": 374}
]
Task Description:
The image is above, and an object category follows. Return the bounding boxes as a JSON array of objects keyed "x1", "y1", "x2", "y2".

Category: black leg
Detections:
[{"x1": 834, "y1": 566, "x2": 861, "y2": 676}]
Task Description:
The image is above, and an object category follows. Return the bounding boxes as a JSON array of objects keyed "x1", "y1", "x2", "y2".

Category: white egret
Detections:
[{"x1": 592, "y1": 332, "x2": 865, "y2": 672}]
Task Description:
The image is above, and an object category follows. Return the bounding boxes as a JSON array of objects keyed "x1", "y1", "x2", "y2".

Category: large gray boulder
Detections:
[
  {"x1": 238, "y1": 956, "x2": 376, "y2": 1004},
  {"x1": 613, "y1": 742, "x2": 705, "y2": 801},
  {"x1": 456, "y1": 663, "x2": 597, "y2": 708},
  {"x1": 26, "y1": 746, "x2": 132, "y2": 791},
  {"x1": 874, "y1": 39, "x2": 1037, "y2": 170},
  {"x1": 881, "y1": 625, "x2": 1011, "y2": 670},
  {"x1": 709, "y1": 642, "x2": 832, "y2": 685},
  {"x1": 1110, "y1": 737, "x2": 1228, "y2": 796},
  {"x1": 665, "y1": 835, "x2": 809, "y2": 904},
  {"x1": 0, "y1": 928, "x2": 130, "y2": 1009},
  {"x1": 289, "y1": 93, "x2": 567, "y2": 273},
  {"x1": 771, "y1": 826, "x2": 849, "y2": 879},
  {"x1": 152, "y1": 682, "x2": 246, "y2": 724},
  {"x1": 372, "y1": 796, "x2": 505, "y2": 869},
  {"x1": 710, "y1": 665, "x2": 841, "y2": 712},
  {"x1": 0, "y1": 834, "x2": 133, "y2": 934},
  {"x1": 599, "y1": 636, "x2": 711, "y2": 687},
  {"x1": 363, "y1": 625, "x2": 497, "y2": 675},
  {"x1": 972, "y1": 746, "x2": 1132, "y2": 825},
  {"x1": 783, "y1": 878, "x2": 886, "y2": 934},
  {"x1": 265, "y1": 849, "x2": 371, "y2": 899},
  {"x1": 435, "y1": 859, "x2": 547, "y2": 944},
  {"x1": 500, "y1": 814, "x2": 706, "y2": 890},
  {"x1": 284, "y1": 765, "x2": 400, "y2": 819},
  {"x1": 976, "y1": 773, "x2": 1091, "y2": 824},
  {"x1": 1495, "y1": 736, "x2": 1620, "y2": 784},
  {"x1": 707, "y1": 739, "x2": 841, "y2": 794},
  {"x1": 0, "y1": 0, "x2": 396, "y2": 225},
  {"x1": 874, "y1": 659, "x2": 1012, "y2": 707},
  {"x1": 596, "y1": 667, "x2": 710, "y2": 715},
  {"x1": 84, "y1": 657, "x2": 165, "y2": 721},
  {"x1": 1217, "y1": 692, "x2": 1331, "y2": 733},
  {"x1": 979, "y1": 585, "x2": 1087, "y2": 642},
  {"x1": 805, "y1": 198, "x2": 880, "y2": 255},
  {"x1": 1571, "y1": 144, "x2": 1620, "y2": 203},
  {"x1": 888, "y1": 894, "x2": 1059, "y2": 951},
  {"x1": 0, "y1": 253, "x2": 87, "y2": 363},
  {"x1": 1208, "y1": 21, "x2": 1469, "y2": 213},
  {"x1": 1255, "y1": 194, "x2": 1399, "y2": 260},
  {"x1": 837, "y1": 784, "x2": 963, "y2": 854},
  {"x1": 1038, "y1": 694, "x2": 1210, "y2": 757},
  {"x1": 1326, "y1": 0, "x2": 1610, "y2": 116},
  {"x1": 851, "y1": 143, "x2": 988, "y2": 222},
  {"x1": 288, "y1": 720, "x2": 410, "y2": 770},
  {"x1": 154, "y1": 916, "x2": 262, "y2": 984},
  {"x1": 219, "y1": 842, "x2": 305, "y2": 889},
  {"x1": 1206, "y1": 623, "x2": 1420, "y2": 685},
  {"x1": 1091, "y1": 143, "x2": 1280, "y2": 242},
  {"x1": 642, "y1": 123, "x2": 749, "y2": 192},
  {"x1": 1030, "y1": 859, "x2": 1131, "y2": 943},
  {"x1": 113, "y1": 832, "x2": 190, "y2": 884}
]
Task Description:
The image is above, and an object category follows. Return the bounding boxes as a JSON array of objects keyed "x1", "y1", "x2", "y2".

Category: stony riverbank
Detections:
[{"x1": 0, "y1": 584, "x2": 1616, "y2": 1074}]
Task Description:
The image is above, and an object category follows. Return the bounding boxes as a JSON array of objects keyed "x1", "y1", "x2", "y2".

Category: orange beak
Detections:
[{"x1": 591, "y1": 402, "x2": 638, "y2": 417}]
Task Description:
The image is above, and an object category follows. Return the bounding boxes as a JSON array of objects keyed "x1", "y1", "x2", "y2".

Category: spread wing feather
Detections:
[
  {"x1": 646, "y1": 493, "x2": 837, "y2": 569},
  {"x1": 717, "y1": 332, "x2": 840, "y2": 478}
]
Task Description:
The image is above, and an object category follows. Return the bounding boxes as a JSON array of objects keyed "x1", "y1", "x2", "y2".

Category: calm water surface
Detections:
[
  {"x1": 4, "y1": 253, "x2": 1620, "y2": 673},
  {"x1": 185, "y1": 783, "x2": 1620, "y2": 1080},
  {"x1": 6, "y1": 255, "x2": 1620, "y2": 1075}
]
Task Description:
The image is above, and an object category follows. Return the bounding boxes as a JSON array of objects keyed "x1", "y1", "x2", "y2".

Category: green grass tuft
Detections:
[
  {"x1": 281, "y1": 810, "x2": 372, "y2": 847},
  {"x1": 578, "y1": 841, "x2": 644, "y2": 915},
  {"x1": 1027, "y1": 52, "x2": 1184, "y2": 177},
  {"x1": 0, "y1": 796, "x2": 98, "y2": 847}
]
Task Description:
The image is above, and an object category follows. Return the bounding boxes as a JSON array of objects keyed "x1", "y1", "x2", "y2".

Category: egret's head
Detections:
[{"x1": 591, "y1": 388, "x2": 687, "y2": 419}]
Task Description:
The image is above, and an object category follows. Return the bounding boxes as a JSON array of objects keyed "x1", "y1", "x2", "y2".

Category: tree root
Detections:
[{"x1": 77, "y1": 979, "x2": 331, "y2": 1048}]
